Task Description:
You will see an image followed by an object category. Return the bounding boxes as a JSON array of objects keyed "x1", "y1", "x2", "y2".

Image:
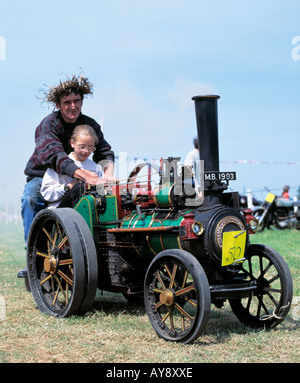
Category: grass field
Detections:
[{"x1": 0, "y1": 223, "x2": 299, "y2": 363}]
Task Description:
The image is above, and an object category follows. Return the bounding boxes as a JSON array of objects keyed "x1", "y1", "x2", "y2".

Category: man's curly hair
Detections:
[{"x1": 39, "y1": 73, "x2": 93, "y2": 105}]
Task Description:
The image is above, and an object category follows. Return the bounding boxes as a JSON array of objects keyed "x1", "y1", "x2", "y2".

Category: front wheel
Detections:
[
  {"x1": 144, "y1": 249, "x2": 211, "y2": 344},
  {"x1": 229, "y1": 244, "x2": 293, "y2": 329}
]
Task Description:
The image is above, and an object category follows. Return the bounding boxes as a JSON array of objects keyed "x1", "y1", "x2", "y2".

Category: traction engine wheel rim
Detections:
[
  {"x1": 64, "y1": 208, "x2": 98, "y2": 314},
  {"x1": 144, "y1": 249, "x2": 211, "y2": 344},
  {"x1": 229, "y1": 244, "x2": 293, "y2": 329},
  {"x1": 27, "y1": 208, "x2": 98, "y2": 318}
]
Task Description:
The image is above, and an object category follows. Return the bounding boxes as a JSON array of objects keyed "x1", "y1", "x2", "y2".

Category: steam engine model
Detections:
[{"x1": 25, "y1": 96, "x2": 293, "y2": 344}]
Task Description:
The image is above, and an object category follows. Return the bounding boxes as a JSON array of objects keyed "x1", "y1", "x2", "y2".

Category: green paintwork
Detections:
[
  {"x1": 74, "y1": 195, "x2": 97, "y2": 235},
  {"x1": 98, "y1": 195, "x2": 119, "y2": 228},
  {"x1": 121, "y1": 209, "x2": 188, "y2": 255},
  {"x1": 74, "y1": 193, "x2": 190, "y2": 256},
  {"x1": 154, "y1": 186, "x2": 173, "y2": 207}
]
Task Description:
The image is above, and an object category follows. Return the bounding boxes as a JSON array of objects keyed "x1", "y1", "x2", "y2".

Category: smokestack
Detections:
[
  {"x1": 192, "y1": 95, "x2": 220, "y2": 172},
  {"x1": 192, "y1": 95, "x2": 222, "y2": 206}
]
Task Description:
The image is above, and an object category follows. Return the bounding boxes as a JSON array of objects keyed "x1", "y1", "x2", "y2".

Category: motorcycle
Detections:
[{"x1": 253, "y1": 192, "x2": 300, "y2": 231}]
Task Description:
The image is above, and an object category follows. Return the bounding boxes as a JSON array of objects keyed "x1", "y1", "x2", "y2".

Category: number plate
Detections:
[
  {"x1": 221, "y1": 230, "x2": 246, "y2": 266},
  {"x1": 265, "y1": 193, "x2": 275, "y2": 203},
  {"x1": 204, "y1": 171, "x2": 236, "y2": 182}
]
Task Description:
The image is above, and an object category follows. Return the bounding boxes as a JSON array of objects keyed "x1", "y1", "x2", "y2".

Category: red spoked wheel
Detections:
[{"x1": 127, "y1": 162, "x2": 160, "y2": 196}]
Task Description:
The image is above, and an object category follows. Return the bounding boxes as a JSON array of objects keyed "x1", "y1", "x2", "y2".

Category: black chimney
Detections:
[
  {"x1": 192, "y1": 95, "x2": 224, "y2": 206},
  {"x1": 192, "y1": 95, "x2": 220, "y2": 172}
]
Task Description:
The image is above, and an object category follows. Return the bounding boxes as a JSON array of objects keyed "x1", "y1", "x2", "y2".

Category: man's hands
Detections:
[
  {"x1": 73, "y1": 168, "x2": 102, "y2": 185},
  {"x1": 73, "y1": 168, "x2": 118, "y2": 186},
  {"x1": 103, "y1": 162, "x2": 118, "y2": 183}
]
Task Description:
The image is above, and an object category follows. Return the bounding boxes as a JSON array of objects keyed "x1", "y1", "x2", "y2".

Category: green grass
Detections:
[
  {"x1": 0, "y1": 224, "x2": 299, "y2": 363},
  {"x1": 251, "y1": 229, "x2": 300, "y2": 296}
]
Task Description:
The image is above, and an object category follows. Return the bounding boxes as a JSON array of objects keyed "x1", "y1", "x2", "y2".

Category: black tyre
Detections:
[
  {"x1": 229, "y1": 244, "x2": 293, "y2": 329},
  {"x1": 27, "y1": 208, "x2": 98, "y2": 318},
  {"x1": 144, "y1": 249, "x2": 211, "y2": 344}
]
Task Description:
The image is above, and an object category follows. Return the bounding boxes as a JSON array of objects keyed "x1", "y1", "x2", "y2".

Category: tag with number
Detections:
[
  {"x1": 265, "y1": 193, "x2": 276, "y2": 203},
  {"x1": 222, "y1": 230, "x2": 246, "y2": 267}
]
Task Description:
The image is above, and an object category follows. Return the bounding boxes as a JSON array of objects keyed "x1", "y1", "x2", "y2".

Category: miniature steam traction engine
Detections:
[{"x1": 26, "y1": 96, "x2": 293, "y2": 344}]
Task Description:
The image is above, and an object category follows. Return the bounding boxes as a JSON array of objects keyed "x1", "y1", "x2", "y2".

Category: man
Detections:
[
  {"x1": 18, "y1": 74, "x2": 116, "y2": 278},
  {"x1": 184, "y1": 137, "x2": 201, "y2": 193}
]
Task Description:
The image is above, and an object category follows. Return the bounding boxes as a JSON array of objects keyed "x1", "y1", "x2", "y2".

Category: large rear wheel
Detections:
[{"x1": 27, "y1": 208, "x2": 98, "y2": 318}]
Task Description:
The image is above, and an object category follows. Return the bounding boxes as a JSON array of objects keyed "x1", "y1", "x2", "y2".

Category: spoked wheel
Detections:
[
  {"x1": 27, "y1": 208, "x2": 98, "y2": 318},
  {"x1": 144, "y1": 249, "x2": 211, "y2": 344},
  {"x1": 229, "y1": 244, "x2": 293, "y2": 329},
  {"x1": 127, "y1": 162, "x2": 160, "y2": 196}
]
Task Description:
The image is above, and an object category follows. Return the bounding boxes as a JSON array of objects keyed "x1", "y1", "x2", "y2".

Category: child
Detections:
[{"x1": 41, "y1": 124, "x2": 104, "y2": 208}]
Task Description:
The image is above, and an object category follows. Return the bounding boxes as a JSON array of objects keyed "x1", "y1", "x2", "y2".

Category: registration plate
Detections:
[
  {"x1": 221, "y1": 230, "x2": 246, "y2": 266},
  {"x1": 204, "y1": 171, "x2": 236, "y2": 182}
]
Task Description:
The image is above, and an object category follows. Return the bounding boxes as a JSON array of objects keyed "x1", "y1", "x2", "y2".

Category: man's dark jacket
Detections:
[{"x1": 24, "y1": 111, "x2": 114, "y2": 181}]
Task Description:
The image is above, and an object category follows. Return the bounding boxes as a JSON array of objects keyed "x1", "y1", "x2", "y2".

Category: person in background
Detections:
[
  {"x1": 281, "y1": 185, "x2": 290, "y2": 199},
  {"x1": 184, "y1": 137, "x2": 201, "y2": 194}
]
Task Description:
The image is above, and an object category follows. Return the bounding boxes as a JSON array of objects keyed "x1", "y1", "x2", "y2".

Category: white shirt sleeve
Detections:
[
  {"x1": 41, "y1": 168, "x2": 68, "y2": 203},
  {"x1": 41, "y1": 153, "x2": 103, "y2": 207}
]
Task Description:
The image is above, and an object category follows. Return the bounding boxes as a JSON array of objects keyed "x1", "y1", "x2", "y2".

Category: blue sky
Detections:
[{"x1": 0, "y1": 0, "x2": 300, "y2": 209}]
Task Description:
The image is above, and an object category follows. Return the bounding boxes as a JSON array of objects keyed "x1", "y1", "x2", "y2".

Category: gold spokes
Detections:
[
  {"x1": 37, "y1": 223, "x2": 73, "y2": 307},
  {"x1": 154, "y1": 262, "x2": 196, "y2": 332}
]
